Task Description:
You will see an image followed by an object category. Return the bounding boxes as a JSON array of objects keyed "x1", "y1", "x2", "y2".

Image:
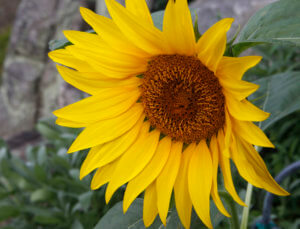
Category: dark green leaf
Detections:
[
  {"x1": 0, "y1": 205, "x2": 20, "y2": 221},
  {"x1": 250, "y1": 71, "x2": 300, "y2": 130},
  {"x1": 93, "y1": 198, "x2": 162, "y2": 229},
  {"x1": 238, "y1": 0, "x2": 300, "y2": 46},
  {"x1": 165, "y1": 201, "x2": 225, "y2": 229},
  {"x1": 94, "y1": 199, "x2": 143, "y2": 229},
  {"x1": 34, "y1": 164, "x2": 47, "y2": 183},
  {"x1": 0, "y1": 190, "x2": 13, "y2": 200},
  {"x1": 33, "y1": 214, "x2": 62, "y2": 225}
]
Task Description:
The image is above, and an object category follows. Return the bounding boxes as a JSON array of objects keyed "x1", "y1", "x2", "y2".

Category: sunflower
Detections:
[{"x1": 48, "y1": 0, "x2": 289, "y2": 228}]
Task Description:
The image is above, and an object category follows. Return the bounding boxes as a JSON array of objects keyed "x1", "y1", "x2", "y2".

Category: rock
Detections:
[
  {"x1": 0, "y1": 0, "x2": 86, "y2": 139},
  {"x1": 0, "y1": 0, "x2": 21, "y2": 31},
  {"x1": 190, "y1": 0, "x2": 276, "y2": 37}
]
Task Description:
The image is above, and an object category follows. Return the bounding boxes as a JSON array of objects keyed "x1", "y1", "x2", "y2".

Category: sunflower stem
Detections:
[
  {"x1": 240, "y1": 182, "x2": 253, "y2": 229},
  {"x1": 219, "y1": 191, "x2": 239, "y2": 229}
]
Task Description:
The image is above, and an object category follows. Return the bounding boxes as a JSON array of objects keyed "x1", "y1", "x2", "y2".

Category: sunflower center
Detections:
[{"x1": 141, "y1": 54, "x2": 225, "y2": 143}]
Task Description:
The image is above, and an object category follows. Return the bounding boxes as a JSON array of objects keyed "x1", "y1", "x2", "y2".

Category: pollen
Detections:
[{"x1": 141, "y1": 54, "x2": 225, "y2": 143}]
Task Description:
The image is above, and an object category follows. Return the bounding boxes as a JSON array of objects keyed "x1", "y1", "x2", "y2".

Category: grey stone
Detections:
[
  {"x1": 0, "y1": 0, "x2": 86, "y2": 139},
  {"x1": 190, "y1": 0, "x2": 276, "y2": 37}
]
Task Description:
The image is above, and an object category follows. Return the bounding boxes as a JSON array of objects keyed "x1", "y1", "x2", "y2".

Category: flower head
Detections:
[{"x1": 49, "y1": 0, "x2": 288, "y2": 228}]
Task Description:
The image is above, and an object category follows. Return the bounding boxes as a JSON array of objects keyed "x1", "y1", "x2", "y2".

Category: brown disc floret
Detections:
[{"x1": 141, "y1": 54, "x2": 225, "y2": 143}]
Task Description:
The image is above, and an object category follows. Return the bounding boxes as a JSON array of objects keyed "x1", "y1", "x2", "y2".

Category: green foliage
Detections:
[
  {"x1": 249, "y1": 71, "x2": 300, "y2": 131},
  {"x1": 0, "y1": 120, "x2": 124, "y2": 229},
  {"x1": 95, "y1": 198, "x2": 226, "y2": 229},
  {"x1": 228, "y1": 0, "x2": 300, "y2": 56},
  {"x1": 238, "y1": 0, "x2": 300, "y2": 46}
]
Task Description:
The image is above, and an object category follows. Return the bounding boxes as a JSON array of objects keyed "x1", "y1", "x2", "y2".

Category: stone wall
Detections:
[
  {"x1": 190, "y1": 0, "x2": 276, "y2": 37},
  {"x1": 0, "y1": 0, "x2": 86, "y2": 139}
]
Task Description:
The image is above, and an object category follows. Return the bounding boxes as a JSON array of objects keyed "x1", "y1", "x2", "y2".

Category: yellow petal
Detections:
[
  {"x1": 223, "y1": 110, "x2": 232, "y2": 157},
  {"x1": 105, "y1": 124, "x2": 160, "y2": 203},
  {"x1": 56, "y1": 117, "x2": 86, "y2": 128},
  {"x1": 48, "y1": 49, "x2": 93, "y2": 71},
  {"x1": 54, "y1": 88, "x2": 140, "y2": 123},
  {"x1": 197, "y1": 18, "x2": 234, "y2": 73},
  {"x1": 105, "y1": 0, "x2": 165, "y2": 55},
  {"x1": 156, "y1": 141, "x2": 182, "y2": 225},
  {"x1": 230, "y1": 135, "x2": 263, "y2": 188},
  {"x1": 66, "y1": 45, "x2": 147, "y2": 79},
  {"x1": 79, "y1": 115, "x2": 144, "y2": 179},
  {"x1": 79, "y1": 71, "x2": 142, "y2": 87},
  {"x1": 226, "y1": 95, "x2": 270, "y2": 121},
  {"x1": 209, "y1": 135, "x2": 231, "y2": 217},
  {"x1": 218, "y1": 76, "x2": 259, "y2": 101},
  {"x1": 143, "y1": 182, "x2": 158, "y2": 227},
  {"x1": 79, "y1": 7, "x2": 148, "y2": 58},
  {"x1": 163, "y1": 0, "x2": 195, "y2": 55},
  {"x1": 188, "y1": 140, "x2": 213, "y2": 229},
  {"x1": 67, "y1": 103, "x2": 144, "y2": 153},
  {"x1": 125, "y1": 0, "x2": 153, "y2": 26},
  {"x1": 217, "y1": 132, "x2": 246, "y2": 206},
  {"x1": 66, "y1": 44, "x2": 146, "y2": 71},
  {"x1": 217, "y1": 56, "x2": 262, "y2": 80},
  {"x1": 63, "y1": 30, "x2": 107, "y2": 51},
  {"x1": 232, "y1": 119, "x2": 274, "y2": 148},
  {"x1": 57, "y1": 65, "x2": 142, "y2": 93},
  {"x1": 174, "y1": 143, "x2": 195, "y2": 229},
  {"x1": 56, "y1": 65, "x2": 107, "y2": 95},
  {"x1": 91, "y1": 158, "x2": 120, "y2": 190},
  {"x1": 240, "y1": 138, "x2": 289, "y2": 196},
  {"x1": 123, "y1": 136, "x2": 172, "y2": 213}
]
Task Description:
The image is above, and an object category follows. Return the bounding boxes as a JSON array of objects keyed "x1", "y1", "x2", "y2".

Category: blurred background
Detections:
[{"x1": 0, "y1": 0, "x2": 299, "y2": 228}]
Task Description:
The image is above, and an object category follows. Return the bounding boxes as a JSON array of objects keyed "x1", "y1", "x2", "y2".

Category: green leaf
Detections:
[
  {"x1": 0, "y1": 139, "x2": 9, "y2": 160},
  {"x1": 250, "y1": 71, "x2": 300, "y2": 130},
  {"x1": 30, "y1": 188, "x2": 54, "y2": 203},
  {"x1": 36, "y1": 119, "x2": 61, "y2": 141},
  {"x1": 33, "y1": 214, "x2": 62, "y2": 225},
  {"x1": 72, "y1": 219, "x2": 84, "y2": 229},
  {"x1": 165, "y1": 201, "x2": 225, "y2": 229},
  {"x1": 0, "y1": 190, "x2": 13, "y2": 200},
  {"x1": 230, "y1": 42, "x2": 264, "y2": 57},
  {"x1": 78, "y1": 191, "x2": 93, "y2": 212},
  {"x1": 238, "y1": 0, "x2": 300, "y2": 46},
  {"x1": 0, "y1": 205, "x2": 20, "y2": 221},
  {"x1": 151, "y1": 10, "x2": 164, "y2": 31},
  {"x1": 94, "y1": 199, "x2": 144, "y2": 229},
  {"x1": 34, "y1": 164, "x2": 47, "y2": 183},
  {"x1": 94, "y1": 198, "x2": 161, "y2": 229},
  {"x1": 95, "y1": 198, "x2": 224, "y2": 229},
  {"x1": 48, "y1": 37, "x2": 71, "y2": 51}
]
